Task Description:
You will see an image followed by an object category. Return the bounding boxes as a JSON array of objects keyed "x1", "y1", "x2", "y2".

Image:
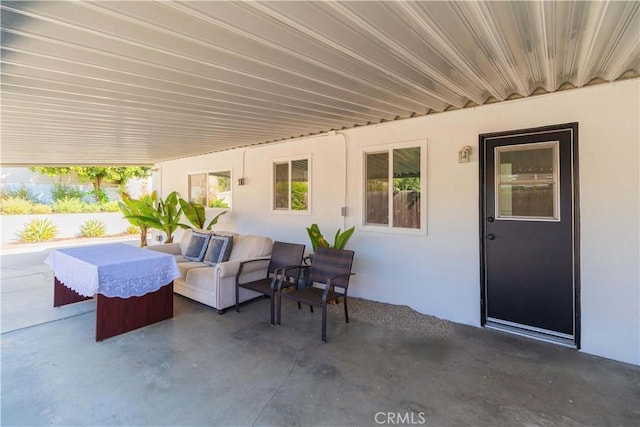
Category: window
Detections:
[
  {"x1": 273, "y1": 157, "x2": 309, "y2": 212},
  {"x1": 364, "y1": 142, "x2": 425, "y2": 232},
  {"x1": 495, "y1": 142, "x2": 559, "y2": 220},
  {"x1": 188, "y1": 171, "x2": 231, "y2": 208}
]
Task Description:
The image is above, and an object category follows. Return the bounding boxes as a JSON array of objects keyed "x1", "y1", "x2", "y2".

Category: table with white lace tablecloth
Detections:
[{"x1": 45, "y1": 243, "x2": 180, "y2": 341}]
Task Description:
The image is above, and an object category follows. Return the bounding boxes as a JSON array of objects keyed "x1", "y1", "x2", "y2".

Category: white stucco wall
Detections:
[{"x1": 157, "y1": 79, "x2": 639, "y2": 365}]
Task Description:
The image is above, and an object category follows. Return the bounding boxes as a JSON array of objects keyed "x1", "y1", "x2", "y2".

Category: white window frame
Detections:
[
  {"x1": 361, "y1": 139, "x2": 427, "y2": 235},
  {"x1": 187, "y1": 169, "x2": 233, "y2": 210},
  {"x1": 271, "y1": 155, "x2": 312, "y2": 214}
]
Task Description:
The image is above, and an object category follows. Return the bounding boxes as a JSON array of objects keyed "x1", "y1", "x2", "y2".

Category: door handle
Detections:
[
  {"x1": 487, "y1": 234, "x2": 495, "y2": 240},
  {"x1": 487, "y1": 216, "x2": 495, "y2": 222}
]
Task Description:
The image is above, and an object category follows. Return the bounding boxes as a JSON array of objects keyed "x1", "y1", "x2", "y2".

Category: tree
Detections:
[{"x1": 30, "y1": 166, "x2": 151, "y2": 202}]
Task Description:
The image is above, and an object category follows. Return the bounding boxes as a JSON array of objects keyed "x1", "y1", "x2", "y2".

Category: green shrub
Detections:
[
  {"x1": 19, "y1": 218, "x2": 58, "y2": 242},
  {"x1": 89, "y1": 189, "x2": 109, "y2": 204},
  {"x1": 209, "y1": 198, "x2": 229, "y2": 208},
  {"x1": 50, "y1": 183, "x2": 85, "y2": 202},
  {"x1": 125, "y1": 224, "x2": 139, "y2": 235},
  {"x1": 100, "y1": 200, "x2": 121, "y2": 212},
  {"x1": 291, "y1": 182, "x2": 308, "y2": 211},
  {"x1": 0, "y1": 197, "x2": 33, "y2": 214},
  {"x1": 52, "y1": 197, "x2": 85, "y2": 213},
  {"x1": 31, "y1": 204, "x2": 53, "y2": 214},
  {"x1": 82, "y1": 203, "x2": 102, "y2": 213},
  {"x1": 0, "y1": 184, "x2": 40, "y2": 203},
  {"x1": 79, "y1": 219, "x2": 106, "y2": 237}
]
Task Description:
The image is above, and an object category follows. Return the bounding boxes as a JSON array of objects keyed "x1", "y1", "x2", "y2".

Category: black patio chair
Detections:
[
  {"x1": 277, "y1": 246, "x2": 355, "y2": 342},
  {"x1": 235, "y1": 241, "x2": 305, "y2": 325}
]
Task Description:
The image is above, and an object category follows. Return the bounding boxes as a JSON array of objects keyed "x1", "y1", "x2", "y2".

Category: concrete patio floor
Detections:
[{"x1": 1, "y1": 244, "x2": 639, "y2": 426}]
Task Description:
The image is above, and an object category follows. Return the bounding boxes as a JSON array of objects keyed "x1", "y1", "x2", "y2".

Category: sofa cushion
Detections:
[
  {"x1": 174, "y1": 254, "x2": 188, "y2": 263},
  {"x1": 183, "y1": 231, "x2": 211, "y2": 261},
  {"x1": 203, "y1": 235, "x2": 234, "y2": 265},
  {"x1": 177, "y1": 261, "x2": 209, "y2": 280},
  {"x1": 228, "y1": 235, "x2": 273, "y2": 261},
  {"x1": 184, "y1": 265, "x2": 217, "y2": 292}
]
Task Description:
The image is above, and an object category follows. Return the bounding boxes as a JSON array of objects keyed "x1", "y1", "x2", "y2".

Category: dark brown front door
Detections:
[{"x1": 480, "y1": 123, "x2": 579, "y2": 346}]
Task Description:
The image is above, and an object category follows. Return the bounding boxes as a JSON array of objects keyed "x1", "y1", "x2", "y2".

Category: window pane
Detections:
[
  {"x1": 291, "y1": 159, "x2": 308, "y2": 211},
  {"x1": 499, "y1": 147, "x2": 554, "y2": 183},
  {"x1": 497, "y1": 144, "x2": 557, "y2": 219},
  {"x1": 499, "y1": 184, "x2": 554, "y2": 217},
  {"x1": 274, "y1": 163, "x2": 289, "y2": 210},
  {"x1": 393, "y1": 147, "x2": 421, "y2": 229},
  {"x1": 365, "y1": 152, "x2": 389, "y2": 225},
  {"x1": 189, "y1": 174, "x2": 207, "y2": 205},
  {"x1": 208, "y1": 171, "x2": 231, "y2": 208}
]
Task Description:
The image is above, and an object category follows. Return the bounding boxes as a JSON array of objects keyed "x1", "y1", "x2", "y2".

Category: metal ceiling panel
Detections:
[{"x1": 1, "y1": 1, "x2": 638, "y2": 165}]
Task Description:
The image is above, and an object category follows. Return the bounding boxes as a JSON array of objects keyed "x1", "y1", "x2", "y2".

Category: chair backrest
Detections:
[
  {"x1": 268, "y1": 241, "x2": 305, "y2": 278},
  {"x1": 308, "y1": 247, "x2": 355, "y2": 289}
]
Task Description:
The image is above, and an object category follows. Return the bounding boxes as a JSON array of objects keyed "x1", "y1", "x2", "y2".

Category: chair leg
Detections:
[
  {"x1": 269, "y1": 291, "x2": 275, "y2": 325},
  {"x1": 321, "y1": 303, "x2": 327, "y2": 343},
  {"x1": 235, "y1": 285, "x2": 240, "y2": 313},
  {"x1": 277, "y1": 292, "x2": 282, "y2": 325},
  {"x1": 344, "y1": 296, "x2": 349, "y2": 324},
  {"x1": 296, "y1": 302, "x2": 315, "y2": 313}
]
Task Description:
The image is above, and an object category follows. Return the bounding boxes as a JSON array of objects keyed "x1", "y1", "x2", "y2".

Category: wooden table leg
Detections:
[
  {"x1": 54, "y1": 277, "x2": 93, "y2": 307},
  {"x1": 95, "y1": 281, "x2": 174, "y2": 341}
]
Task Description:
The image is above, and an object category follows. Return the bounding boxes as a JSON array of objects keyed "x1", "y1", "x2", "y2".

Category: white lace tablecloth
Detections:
[{"x1": 45, "y1": 243, "x2": 180, "y2": 298}]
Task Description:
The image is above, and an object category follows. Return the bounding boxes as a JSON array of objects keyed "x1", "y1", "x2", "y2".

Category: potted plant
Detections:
[
  {"x1": 178, "y1": 199, "x2": 227, "y2": 230},
  {"x1": 306, "y1": 223, "x2": 355, "y2": 251},
  {"x1": 119, "y1": 191, "x2": 189, "y2": 244},
  {"x1": 119, "y1": 192, "x2": 155, "y2": 247},
  {"x1": 305, "y1": 223, "x2": 355, "y2": 297}
]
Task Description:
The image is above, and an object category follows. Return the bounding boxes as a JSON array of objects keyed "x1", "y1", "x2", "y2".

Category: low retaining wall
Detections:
[{"x1": 1, "y1": 213, "x2": 131, "y2": 244}]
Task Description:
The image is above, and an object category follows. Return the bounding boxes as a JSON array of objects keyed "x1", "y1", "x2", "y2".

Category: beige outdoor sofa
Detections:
[{"x1": 147, "y1": 229, "x2": 273, "y2": 313}]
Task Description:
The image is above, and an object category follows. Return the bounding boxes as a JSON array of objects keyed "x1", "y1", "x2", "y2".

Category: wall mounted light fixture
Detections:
[{"x1": 458, "y1": 145, "x2": 472, "y2": 163}]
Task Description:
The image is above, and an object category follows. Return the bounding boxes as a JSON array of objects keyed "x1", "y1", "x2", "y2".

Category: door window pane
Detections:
[{"x1": 496, "y1": 143, "x2": 558, "y2": 219}]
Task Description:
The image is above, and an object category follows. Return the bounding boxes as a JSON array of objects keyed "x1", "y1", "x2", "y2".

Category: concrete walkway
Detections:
[{"x1": 1, "y1": 245, "x2": 639, "y2": 426}]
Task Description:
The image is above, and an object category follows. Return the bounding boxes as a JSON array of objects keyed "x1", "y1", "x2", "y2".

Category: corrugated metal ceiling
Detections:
[{"x1": 1, "y1": 1, "x2": 638, "y2": 165}]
